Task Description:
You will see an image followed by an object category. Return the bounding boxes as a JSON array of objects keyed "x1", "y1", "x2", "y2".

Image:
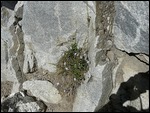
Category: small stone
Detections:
[
  {"x1": 64, "y1": 62, "x2": 66, "y2": 66},
  {"x1": 84, "y1": 54, "x2": 86, "y2": 57},
  {"x1": 65, "y1": 67, "x2": 69, "y2": 71},
  {"x1": 87, "y1": 60, "x2": 90, "y2": 64},
  {"x1": 22, "y1": 80, "x2": 62, "y2": 104},
  {"x1": 74, "y1": 78, "x2": 77, "y2": 81},
  {"x1": 77, "y1": 53, "x2": 79, "y2": 56},
  {"x1": 74, "y1": 53, "x2": 77, "y2": 56},
  {"x1": 56, "y1": 83, "x2": 60, "y2": 86},
  {"x1": 1, "y1": 91, "x2": 47, "y2": 112}
]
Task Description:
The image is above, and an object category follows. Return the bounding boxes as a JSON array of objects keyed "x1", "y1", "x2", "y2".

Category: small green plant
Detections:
[{"x1": 58, "y1": 43, "x2": 88, "y2": 84}]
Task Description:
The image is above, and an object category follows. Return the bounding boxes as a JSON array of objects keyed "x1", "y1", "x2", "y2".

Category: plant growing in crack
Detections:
[{"x1": 57, "y1": 42, "x2": 89, "y2": 85}]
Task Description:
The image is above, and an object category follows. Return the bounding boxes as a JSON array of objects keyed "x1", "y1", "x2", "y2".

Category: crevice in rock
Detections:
[
  {"x1": 115, "y1": 47, "x2": 149, "y2": 65},
  {"x1": 32, "y1": 55, "x2": 38, "y2": 72},
  {"x1": 27, "y1": 61, "x2": 30, "y2": 73},
  {"x1": 128, "y1": 52, "x2": 149, "y2": 64},
  {"x1": 131, "y1": 54, "x2": 149, "y2": 65},
  {"x1": 95, "y1": 1, "x2": 115, "y2": 64},
  {"x1": 94, "y1": 1, "x2": 116, "y2": 112},
  {"x1": 11, "y1": 57, "x2": 26, "y2": 83},
  {"x1": 7, "y1": 4, "x2": 26, "y2": 84},
  {"x1": 26, "y1": 55, "x2": 38, "y2": 74}
]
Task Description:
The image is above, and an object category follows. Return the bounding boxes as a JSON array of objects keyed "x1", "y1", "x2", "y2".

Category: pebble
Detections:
[
  {"x1": 56, "y1": 83, "x2": 60, "y2": 86},
  {"x1": 65, "y1": 67, "x2": 69, "y2": 70},
  {"x1": 64, "y1": 62, "x2": 66, "y2": 66},
  {"x1": 74, "y1": 53, "x2": 77, "y2": 56},
  {"x1": 74, "y1": 78, "x2": 77, "y2": 81}
]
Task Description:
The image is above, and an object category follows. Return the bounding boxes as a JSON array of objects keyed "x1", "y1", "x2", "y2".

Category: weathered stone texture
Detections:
[{"x1": 113, "y1": 1, "x2": 149, "y2": 54}]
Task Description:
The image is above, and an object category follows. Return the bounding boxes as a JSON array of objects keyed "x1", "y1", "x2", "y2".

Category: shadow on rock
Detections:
[
  {"x1": 1, "y1": 1, "x2": 18, "y2": 10},
  {"x1": 1, "y1": 90, "x2": 47, "y2": 112},
  {"x1": 97, "y1": 71, "x2": 149, "y2": 112}
]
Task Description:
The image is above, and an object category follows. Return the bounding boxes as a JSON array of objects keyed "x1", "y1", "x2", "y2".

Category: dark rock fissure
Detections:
[
  {"x1": 7, "y1": 5, "x2": 27, "y2": 84},
  {"x1": 1, "y1": 1, "x2": 18, "y2": 10},
  {"x1": 95, "y1": 1, "x2": 116, "y2": 112}
]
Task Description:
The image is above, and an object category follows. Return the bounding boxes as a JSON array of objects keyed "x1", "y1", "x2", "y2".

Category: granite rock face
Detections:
[{"x1": 113, "y1": 1, "x2": 149, "y2": 55}]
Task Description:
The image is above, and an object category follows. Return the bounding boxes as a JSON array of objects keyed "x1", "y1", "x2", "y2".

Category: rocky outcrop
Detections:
[
  {"x1": 1, "y1": 1, "x2": 149, "y2": 112},
  {"x1": 73, "y1": 1, "x2": 149, "y2": 112},
  {"x1": 22, "y1": 80, "x2": 62, "y2": 104}
]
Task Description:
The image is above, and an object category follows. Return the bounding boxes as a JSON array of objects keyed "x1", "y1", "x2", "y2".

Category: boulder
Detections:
[
  {"x1": 22, "y1": 1, "x2": 95, "y2": 73},
  {"x1": 22, "y1": 80, "x2": 62, "y2": 104},
  {"x1": 1, "y1": 91, "x2": 47, "y2": 112}
]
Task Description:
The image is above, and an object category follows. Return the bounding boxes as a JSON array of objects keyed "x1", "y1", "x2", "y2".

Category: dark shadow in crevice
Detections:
[
  {"x1": 134, "y1": 55, "x2": 149, "y2": 66},
  {"x1": 1, "y1": 1, "x2": 18, "y2": 10},
  {"x1": 97, "y1": 71, "x2": 149, "y2": 112},
  {"x1": 127, "y1": 52, "x2": 149, "y2": 65}
]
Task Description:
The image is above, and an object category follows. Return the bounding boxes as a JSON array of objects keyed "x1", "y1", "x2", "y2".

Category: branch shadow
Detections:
[{"x1": 97, "y1": 71, "x2": 149, "y2": 112}]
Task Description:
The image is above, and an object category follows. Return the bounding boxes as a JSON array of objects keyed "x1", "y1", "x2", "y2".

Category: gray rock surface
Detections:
[
  {"x1": 1, "y1": 91, "x2": 46, "y2": 112},
  {"x1": 22, "y1": 80, "x2": 62, "y2": 104},
  {"x1": 22, "y1": 1, "x2": 95, "y2": 73},
  {"x1": 1, "y1": 1, "x2": 149, "y2": 112},
  {"x1": 73, "y1": 1, "x2": 115, "y2": 111},
  {"x1": 14, "y1": 1, "x2": 24, "y2": 19},
  {"x1": 1, "y1": 7, "x2": 16, "y2": 82},
  {"x1": 1, "y1": 2, "x2": 25, "y2": 95},
  {"x1": 113, "y1": 1, "x2": 149, "y2": 55},
  {"x1": 111, "y1": 52, "x2": 149, "y2": 111},
  {"x1": 73, "y1": 36, "x2": 114, "y2": 112},
  {"x1": 1, "y1": 7, "x2": 19, "y2": 95}
]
